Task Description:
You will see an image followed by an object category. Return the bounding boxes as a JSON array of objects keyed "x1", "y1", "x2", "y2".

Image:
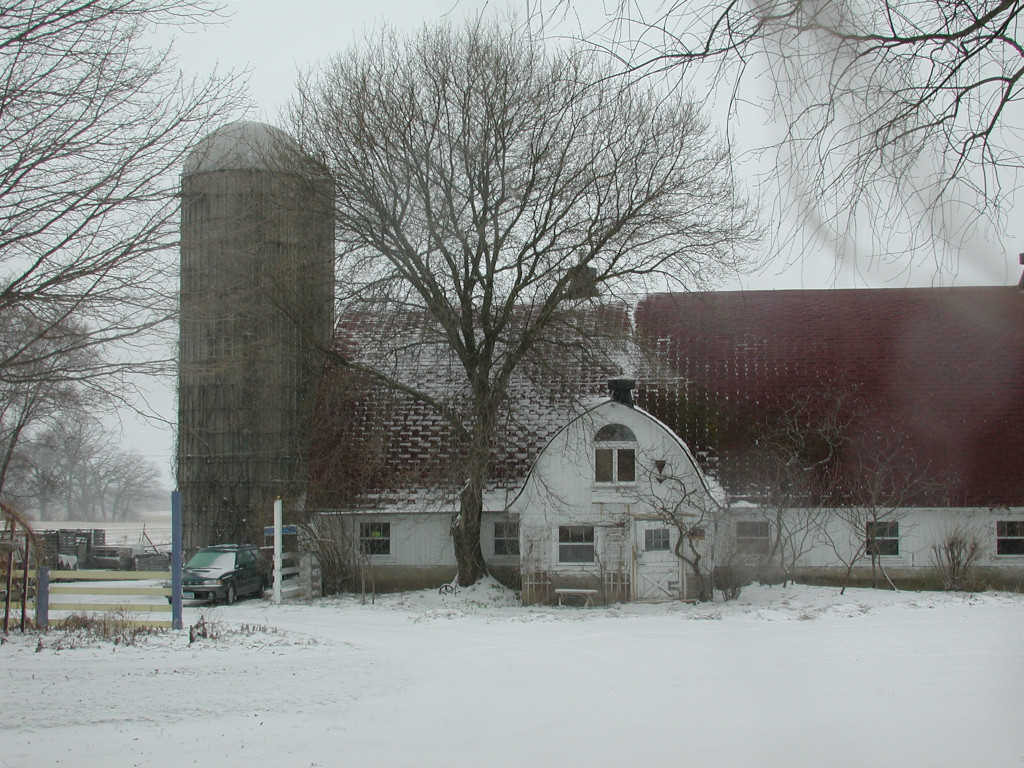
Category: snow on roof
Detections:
[
  {"x1": 309, "y1": 307, "x2": 628, "y2": 510},
  {"x1": 309, "y1": 288, "x2": 1022, "y2": 510}
]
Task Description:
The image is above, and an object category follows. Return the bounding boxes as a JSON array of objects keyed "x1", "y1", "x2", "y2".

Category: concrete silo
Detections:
[{"x1": 178, "y1": 121, "x2": 334, "y2": 550}]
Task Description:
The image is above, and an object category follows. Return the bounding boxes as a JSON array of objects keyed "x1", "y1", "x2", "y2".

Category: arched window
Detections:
[
  {"x1": 595, "y1": 424, "x2": 636, "y2": 442},
  {"x1": 594, "y1": 423, "x2": 636, "y2": 483}
]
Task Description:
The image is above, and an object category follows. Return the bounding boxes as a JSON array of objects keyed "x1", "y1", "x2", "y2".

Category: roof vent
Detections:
[
  {"x1": 608, "y1": 378, "x2": 635, "y2": 407},
  {"x1": 565, "y1": 263, "x2": 600, "y2": 300}
]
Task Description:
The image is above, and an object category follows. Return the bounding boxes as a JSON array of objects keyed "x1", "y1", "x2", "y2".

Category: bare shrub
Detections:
[
  {"x1": 52, "y1": 611, "x2": 155, "y2": 647},
  {"x1": 188, "y1": 614, "x2": 223, "y2": 643},
  {"x1": 299, "y1": 517, "x2": 353, "y2": 595},
  {"x1": 930, "y1": 525, "x2": 983, "y2": 592},
  {"x1": 713, "y1": 565, "x2": 752, "y2": 601},
  {"x1": 236, "y1": 622, "x2": 279, "y2": 636}
]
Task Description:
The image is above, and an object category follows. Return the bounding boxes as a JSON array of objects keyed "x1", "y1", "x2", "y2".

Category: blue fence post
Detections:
[
  {"x1": 36, "y1": 566, "x2": 49, "y2": 630},
  {"x1": 172, "y1": 490, "x2": 183, "y2": 630}
]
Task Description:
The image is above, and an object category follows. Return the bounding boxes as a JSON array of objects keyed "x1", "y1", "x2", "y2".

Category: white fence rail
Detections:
[{"x1": 266, "y1": 550, "x2": 321, "y2": 602}]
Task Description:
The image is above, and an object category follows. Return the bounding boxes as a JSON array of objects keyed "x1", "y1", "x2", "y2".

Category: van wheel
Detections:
[{"x1": 225, "y1": 582, "x2": 236, "y2": 605}]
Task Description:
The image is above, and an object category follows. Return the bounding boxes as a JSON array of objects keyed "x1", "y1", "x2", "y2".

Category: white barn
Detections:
[
  {"x1": 309, "y1": 287, "x2": 1024, "y2": 601},
  {"x1": 511, "y1": 381, "x2": 716, "y2": 604},
  {"x1": 311, "y1": 377, "x2": 720, "y2": 603}
]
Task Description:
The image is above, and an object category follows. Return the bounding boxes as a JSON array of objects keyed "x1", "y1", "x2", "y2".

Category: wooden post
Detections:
[
  {"x1": 36, "y1": 566, "x2": 49, "y2": 630},
  {"x1": 681, "y1": 550, "x2": 688, "y2": 602},
  {"x1": 3, "y1": 545, "x2": 13, "y2": 634},
  {"x1": 171, "y1": 490, "x2": 183, "y2": 630},
  {"x1": 20, "y1": 532, "x2": 30, "y2": 631},
  {"x1": 272, "y1": 498, "x2": 283, "y2": 605}
]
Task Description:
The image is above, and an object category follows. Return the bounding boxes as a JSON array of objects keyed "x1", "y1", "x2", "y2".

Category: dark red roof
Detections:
[
  {"x1": 636, "y1": 287, "x2": 1024, "y2": 507},
  {"x1": 309, "y1": 307, "x2": 626, "y2": 510}
]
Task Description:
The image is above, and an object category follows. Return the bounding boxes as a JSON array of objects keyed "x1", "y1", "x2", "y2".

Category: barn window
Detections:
[
  {"x1": 359, "y1": 521, "x2": 391, "y2": 556},
  {"x1": 735, "y1": 521, "x2": 770, "y2": 555},
  {"x1": 865, "y1": 521, "x2": 899, "y2": 557},
  {"x1": 594, "y1": 424, "x2": 636, "y2": 483},
  {"x1": 645, "y1": 528, "x2": 670, "y2": 551},
  {"x1": 996, "y1": 521, "x2": 1024, "y2": 555},
  {"x1": 558, "y1": 525, "x2": 595, "y2": 563},
  {"x1": 494, "y1": 520, "x2": 520, "y2": 556}
]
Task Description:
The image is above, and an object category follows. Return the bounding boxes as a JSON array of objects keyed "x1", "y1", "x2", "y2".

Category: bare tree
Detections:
[
  {"x1": 749, "y1": 389, "x2": 861, "y2": 582},
  {"x1": 93, "y1": 449, "x2": 163, "y2": 522},
  {"x1": 0, "y1": 312, "x2": 108, "y2": 500},
  {"x1": 0, "y1": 1, "x2": 244, "y2": 416},
  {"x1": 602, "y1": 0, "x2": 1024, "y2": 265},
  {"x1": 20, "y1": 416, "x2": 105, "y2": 520},
  {"x1": 811, "y1": 426, "x2": 938, "y2": 592},
  {"x1": 630, "y1": 448, "x2": 722, "y2": 601},
  {"x1": 734, "y1": 389, "x2": 942, "y2": 592},
  {"x1": 0, "y1": 375, "x2": 69, "y2": 499},
  {"x1": 291, "y1": 19, "x2": 757, "y2": 585},
  {"x1": 7, "y1": 412, "x2": 162, "y2": 522}
]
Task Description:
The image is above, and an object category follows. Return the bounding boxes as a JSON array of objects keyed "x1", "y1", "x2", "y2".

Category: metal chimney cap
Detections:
[{"x1": 608, "y1": 378, "x2": 636, "y2": 407}]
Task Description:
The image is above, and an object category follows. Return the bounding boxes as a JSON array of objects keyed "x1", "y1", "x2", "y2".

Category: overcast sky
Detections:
[
  {"x1": 167, "y1": 0, "x2": 1022, "y2": 289},
  {"x1": 124, "y1": 0, "x2": 1023, "y2": 491}
]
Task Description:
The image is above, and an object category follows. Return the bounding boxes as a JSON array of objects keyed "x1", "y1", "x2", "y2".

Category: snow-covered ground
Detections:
[{"x1": 4, "y1": 582, "x2": 1022, "y2": 768}]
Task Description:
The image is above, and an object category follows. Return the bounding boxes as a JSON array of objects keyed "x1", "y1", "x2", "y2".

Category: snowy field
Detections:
[{"x1": 3, "y1": 582, "x2": 1023, "y2": 768}]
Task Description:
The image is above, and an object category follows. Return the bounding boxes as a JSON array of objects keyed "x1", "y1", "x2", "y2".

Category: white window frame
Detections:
[
  {"x1": 598, "y1": 448, "x2": 634, "y2": 483},
  {"x1": 359, "y1": 521, "x2": 391, "y2": 557},
  {"x1": 865, "y1": 520, "x2": 899, "y2": 557},
  {"x1": 996, "y1": 520, "x2": 1024, "y2": 556},
  {"x1": 493, "y1": 519, "x2": 520, "y2": 557},
  {"x1": 645, "y1": 528, "x2": 670, "y2": 552},
  {"x1": 558, "y1": 525, "x2": 595, "y2": 564},
  {"x1": 735, "y1": 521, "x2": 770, "y2": 555},
  {"x1": 594, "y1": 424, "x2": 637, "y2": 485}
]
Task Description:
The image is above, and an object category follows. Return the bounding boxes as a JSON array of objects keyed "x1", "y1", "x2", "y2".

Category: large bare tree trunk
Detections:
[
  {"x1": 453, "y1": 418, "x2": 492, "y2": 585},
  {"x1": 455, "y1": 485, "x2": 487, "y2": 586}
]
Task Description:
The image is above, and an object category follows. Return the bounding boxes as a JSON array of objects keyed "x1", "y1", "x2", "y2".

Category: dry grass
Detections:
[{"x1": 44, "y1": 611, "x2": 158, "y2": 649}]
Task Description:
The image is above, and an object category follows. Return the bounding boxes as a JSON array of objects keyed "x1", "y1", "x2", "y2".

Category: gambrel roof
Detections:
[
  {"x1": 308, "y1": 306, "x2": 628, "y2": 512},
  {"x1": 309, "y1": 287, "x2": 1024, "y2": 511}
]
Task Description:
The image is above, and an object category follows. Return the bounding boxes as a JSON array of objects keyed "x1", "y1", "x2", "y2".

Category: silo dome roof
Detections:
[{"x1": 183, "y1": 120, "x2": 297, "y2": 175}]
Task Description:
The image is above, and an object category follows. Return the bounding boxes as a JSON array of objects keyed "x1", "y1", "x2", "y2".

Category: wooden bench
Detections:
[{"x1": 554, "y1": 588, "x2": 599, "y2": 607}]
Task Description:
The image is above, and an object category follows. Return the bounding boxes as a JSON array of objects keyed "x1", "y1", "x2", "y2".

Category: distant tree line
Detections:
[
  {"x1": 1, "y1": 406, "x2": 162, "y2": 523},
  {"x1": 0, "y1": 1, "x2": 240, "y2": 523}
]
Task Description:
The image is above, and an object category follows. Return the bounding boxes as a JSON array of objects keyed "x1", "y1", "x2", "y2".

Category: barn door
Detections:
[{"x1": 632, "y1": 521, "x2": 681, "y2": 601}]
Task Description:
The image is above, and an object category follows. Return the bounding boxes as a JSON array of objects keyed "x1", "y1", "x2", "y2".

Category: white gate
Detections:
[{"x1": 632, "y1": 519, "x2": 681, "y2": 601}]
